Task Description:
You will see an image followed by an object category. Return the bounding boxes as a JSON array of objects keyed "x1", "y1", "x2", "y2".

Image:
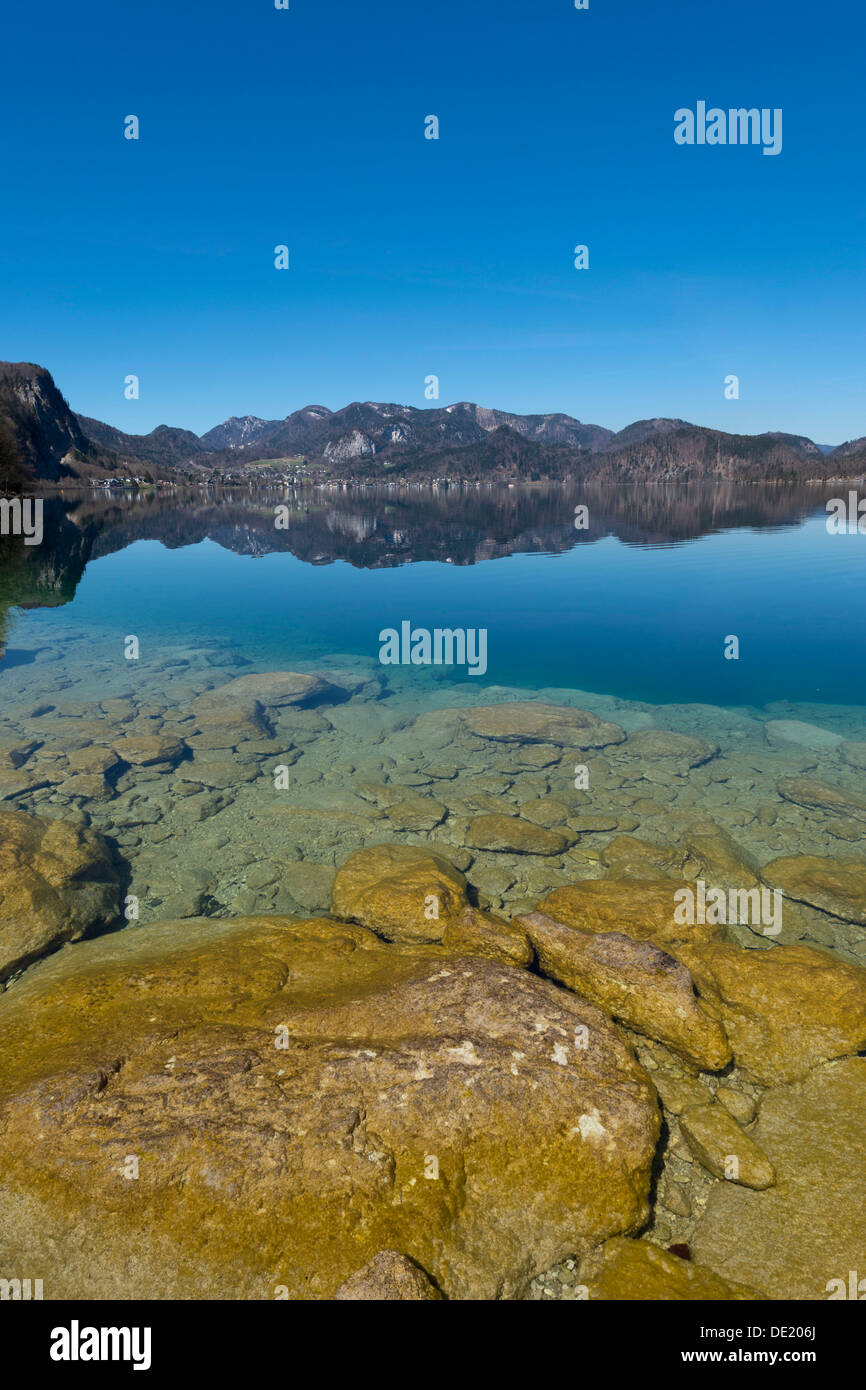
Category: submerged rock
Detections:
[
  {"x1": 600, "y1": 828, "x2": 759, "y2": 893},
  {"x1": 764, "y1": 719, "x2": 843, "y2": 753},
  {"x1": 465, "y1": 814, "x2": 572, "y2": 856},
  {"x1": 536, "y1": 878, "x2": 722, "y2": 948},
  {"x1": 760, "y1": 853, "x2": 866, "y2": 925},
  {"x1": 189, "y1": 701, "x2": 271, "y2": 742},
  {"x1": 440, "y1": 702, "x2": 625, "y2": 748},
  {"x1": 601, "y1": 836, "x2": 685, "y2": 880},
  {"x1": 187, "y1": 670, "x2": 336, "y2": 749},
  {"x1": 678, "y1": 1104, "x2": 775, "y2": 1189},
  {"x1": 331, "y1": 843, "x2": 470, "y2": 942},
  {"x1": 66, "y1": 746, "x2": 121, "y2": 776},
  {"x1": 112, "y1": 734, "x2": 187, "y2": 768},
  {"x1": 385, "y1": 795, "x2": 447, "y2": 832},
  {"x1": 518, "y1": 912, "x2": 730, "y2": 1070},
  {"x1": 579, "y1": 1237, "x2": 763, "y2": 1300},
  {"x1": 677, "y1": 942, "x2": 866, "y2": 1085},
  {"x1": 617, "y1": 729, "x2": 719, "y2": 767},
  {"x1": 0, "y1": 915, "x2": 660, "y2": 1300},
  {"x1": 278, "y1": 860, "x2": 337, "y2": 912},
  {"x1": 840, "y1": 740, "x2": 866, "y2": 771},
  {"x1": 0, "y1": 809, "x2": 120, "y2": 982},
  {"x1": 693, "y1": 1058, "x2": 866, "y2": 1299},
  {"x1": 777, "y1": 776, "x2": 866, "y2": 822},
  {"x1": 0, "y1": 738, "x2": 39, "y2": 769},
  {"x1": 195, "y1": 670, "x2": 333, "y2": 710}
]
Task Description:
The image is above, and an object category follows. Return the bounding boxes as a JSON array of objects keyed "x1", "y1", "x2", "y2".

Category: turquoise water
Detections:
[
  {"x1": 7, "y1": 485, "x2": 866, "y2": 708},
  {"x1": 3, "y1": 483, "x2": 865, "y2": 1304}
]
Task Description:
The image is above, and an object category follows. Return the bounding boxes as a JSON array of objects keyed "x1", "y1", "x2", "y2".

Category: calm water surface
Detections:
[{"x1": 3, "y1": 482, "x2": 864, "y2": 710}]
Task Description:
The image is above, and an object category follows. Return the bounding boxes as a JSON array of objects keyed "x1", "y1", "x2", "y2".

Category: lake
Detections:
[
  {"x1": 0, "y1": 479, "x2": 864, "y2": 948},
  {"x1": 4, "y1": 480, "x2": 866, "y2": 706},
  {"x1": 3, "y1": 477, "x2": 866, "y2": 1304}
]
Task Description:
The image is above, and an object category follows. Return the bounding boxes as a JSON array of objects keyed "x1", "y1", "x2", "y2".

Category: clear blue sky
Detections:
[{"x1": 2, "y1": 0, "x2": 864, "y2": 442}]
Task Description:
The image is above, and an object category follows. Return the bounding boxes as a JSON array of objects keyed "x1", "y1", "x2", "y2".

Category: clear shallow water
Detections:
[
  {"x1": 3, "y1": 481, "x2": 865, "y2": 1304},
  {"x1": 4, "y1": 483, "x2": 866, "y2": 709}
]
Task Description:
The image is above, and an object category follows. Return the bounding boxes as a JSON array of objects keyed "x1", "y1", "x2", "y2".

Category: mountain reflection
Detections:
[{"x1": 0, "y1": 480, "x2": 831, "y2": 644}]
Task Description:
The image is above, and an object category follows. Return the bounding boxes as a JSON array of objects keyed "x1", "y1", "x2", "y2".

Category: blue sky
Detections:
[{"x1": 2, "y1": 0, "x2": 864, "y2": 441}]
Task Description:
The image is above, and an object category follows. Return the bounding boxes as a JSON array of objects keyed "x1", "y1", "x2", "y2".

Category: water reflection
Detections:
[{"x1": 0, "y1": 480, "x2": 831, "y2": 642}]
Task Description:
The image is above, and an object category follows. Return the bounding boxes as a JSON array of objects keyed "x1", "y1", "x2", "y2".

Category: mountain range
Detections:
[{"x1": 2, "y1": 360, "x2": 864, "y2": 490}]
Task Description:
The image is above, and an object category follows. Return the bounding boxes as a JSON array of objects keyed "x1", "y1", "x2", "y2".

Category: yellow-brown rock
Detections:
[
  {"x1": 518, "y1": 912, "x2": 730, "y2": 1070},
  {"x1": 600, "y1": 836, "x2": 684, "y2": 880},
  {"x1": 331, "y1": 843, "x2": 469, "y2": 942},
  {"x1": 66, "y1": 746, "x2": 121, "y2": 776},
  {"x1": 693, "y1": 1058, "x2": 866, "y2": 1299},
  {"x1": 777, "y1": 776, "x2": 866, "y2": 822},
  {"x1": 679, "y1": 1104, "x2": 775, "y2": 1189},
  {"x1": 112, "y1": 734, "x2": 186, "y2": 767},
  {"x1": 536, "y1": 878, "x2": 723, "y2": 948},
  {"x1": 579, "y1": 1237, "x2": 763, "y2": 1300},
  {"x1": 0, "y1": 915, "x2": 661, "y2": 1300},
  {"x1": 0, "y1": 809, "x2": 120, "y2": 982},
  {"x1": 465, "y1": 815, "x2": 572, "y2": 856},
  {"x1": 601, "y1": 828, "x2": 758, "y2": 892},
  {"x1": 442, "y1": 907, "x2": 533, "y2": 967},
  {"x1": 677, "y1": 942, "x2": 866, "y2": 1085},
  {"x1": 760, "y1": 854, "x2": 866, "y2": 925}
]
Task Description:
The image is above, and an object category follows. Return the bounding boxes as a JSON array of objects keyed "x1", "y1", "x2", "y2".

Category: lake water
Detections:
[
  {"x1": 4, "y1": 481, "x2": 866, "y2": 707},
  {"x1": 1, "y1": 480, "x2": 864, "y2": 960}
]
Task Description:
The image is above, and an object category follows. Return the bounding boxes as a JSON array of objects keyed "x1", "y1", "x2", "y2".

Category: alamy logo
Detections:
[
  {"x1": 379, "y1": 620, "x2": 488, "y2": 676},
  {"x1": 826, "y1": 492, "x2": 866, "y2": 534},
  {"x1": 0, "y1": 497, "x2": 43, "y2": 546},
  {"x1": 826, "y1": 1271, "x2": 866, "y2": 1299},
  {"x1": 0, "y1": 1276, "x2": 43, "y2": 1299},
  {"x1": 674, "y1": 103, "x2": 782, "y2": 156},
  {"x1": 50, "y1": 1321, "x2": 152, "y2": 1371},
  {"x1": 673, "y1": 880, "x2": 782, "y2": 935}
]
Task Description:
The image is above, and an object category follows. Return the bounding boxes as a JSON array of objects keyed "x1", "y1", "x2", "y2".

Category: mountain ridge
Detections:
[{"x1": 2, "y1": 360, "x2": 864, "y2": 488}]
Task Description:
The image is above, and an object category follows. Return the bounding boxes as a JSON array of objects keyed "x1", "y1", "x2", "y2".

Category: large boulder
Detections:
[
  {"x1": 0, "y1": 809, "x2": 120, "y2": 981},
  {"x1": 693, "y1": 1058, "x2": 866, "y2": 1299},
  {"x1": 518, "y1": 913, "x2": 730, "y2": 1071},
  {"x1": 677, "y1": 942, "x2": 866, "y2": 1085},
  {"x1": 535, "y1": 878, "x2": 722, "y2": 948},
  {"x1": 0, "y1": 915, "x2": 660, "y2": 1300},
  {"x1": 331, "y1": 844, "x2": 470, "y2": 943}
]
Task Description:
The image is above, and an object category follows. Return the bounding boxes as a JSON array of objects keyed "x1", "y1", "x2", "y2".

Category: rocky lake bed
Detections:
[{"x1": 1, "y1": 632, "x2": 865, "y2": 1300}]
